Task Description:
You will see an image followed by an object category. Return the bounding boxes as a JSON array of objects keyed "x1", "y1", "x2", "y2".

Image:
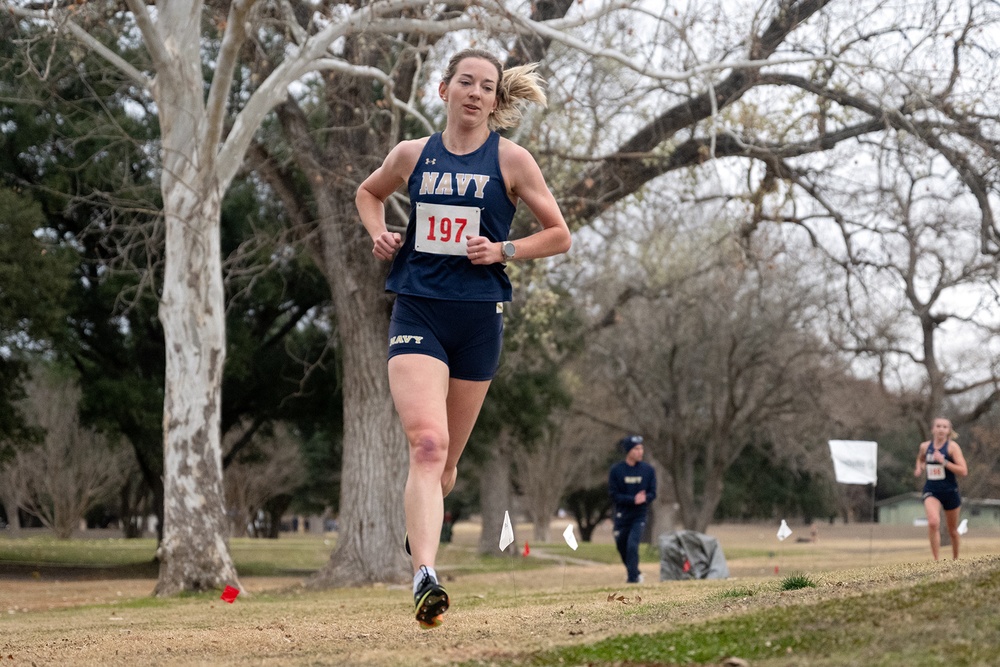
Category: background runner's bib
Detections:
[
  {"x1": 926, "y1": 463, "x2": 945, "y2": 480},
  {"x1": 414, "y1": 203, "x2": 481, "y2": 256}
]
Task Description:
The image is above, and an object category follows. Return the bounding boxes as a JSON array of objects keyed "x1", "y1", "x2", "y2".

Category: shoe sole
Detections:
[
  {"x1": 417, "y1": 614, "x2": 443, "y2": 630},
  {"x1": 415, "y1": 587, "x2": 449, "y2": 629}
]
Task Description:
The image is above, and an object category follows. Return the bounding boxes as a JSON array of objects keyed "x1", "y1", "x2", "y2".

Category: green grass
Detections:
[
  {"x1": 532, "y1": 540, "x2": 661, "y2": 565},
  {"x1": 229, "y1": 535, "x2": 337, "y2": 574},
  {"x1": 716, "y1": 584, "x2": 760, "y2": 599},
  {"x1": 0, "y1": 535, "x2": 157, "y2": 566},
  {"x1": 723, "y1": 546, "x2": 786, "y2": 559},
  {"x1": 463, "y1": 557, "x2": 1000, "y2": 667},
  {"x1": 0, "y1": 532, "x2": 670, "y2": 585},
  {"x1": 0, "y1": 534, "x2": 336, "y2": 576},
  {"x1": 0, "y1": 532, "x2": 571, "y2": 578},
  {"x1": 0, "y1": 533, "x2": 644, "y2": 570},
  {"x1": 780, "y1": 573, "x2": 817, "y2": 590}
]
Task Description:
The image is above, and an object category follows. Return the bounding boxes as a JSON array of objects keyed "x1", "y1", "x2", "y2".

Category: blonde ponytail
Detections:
[{"x1": 490, "y1": 63, "x2": 548, "y2": 131}]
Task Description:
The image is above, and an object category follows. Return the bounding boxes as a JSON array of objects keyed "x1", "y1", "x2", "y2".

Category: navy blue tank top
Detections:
[
  {"x1": 385, "y1": 131, "x2": 516, "y2": 301},
  {"x1": 924, "y1": 440, "x2": 958, "y2": 492}
]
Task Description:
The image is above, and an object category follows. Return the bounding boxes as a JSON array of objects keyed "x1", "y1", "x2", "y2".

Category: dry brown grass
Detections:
[{"x1": 2, "y1": 521, "x2": 998, "y2": 666}]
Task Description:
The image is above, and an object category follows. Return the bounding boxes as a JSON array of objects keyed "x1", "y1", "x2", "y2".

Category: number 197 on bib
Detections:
[
  {"x1": 426, "y1": 215, "x2": 467, "y2": 244},
  {"x1": 414, "y1": 202, "x2": 482, "y2": 256}
]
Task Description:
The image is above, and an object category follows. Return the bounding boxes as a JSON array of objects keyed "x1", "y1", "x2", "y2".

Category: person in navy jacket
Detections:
[
  {"x1": 357, "y1": 49, "x2": 571, "y2": 628},
  {"x1": 609, "y1": 434, "x2": 657, "y2": 583}
]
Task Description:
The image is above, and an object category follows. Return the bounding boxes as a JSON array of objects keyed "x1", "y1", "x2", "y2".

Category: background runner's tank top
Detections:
[
  {"x1": 386, "y1": 131, "x2": 516, "y2": 302},
  {"x1": 924, "y1": 440, "x2": 958, "y2": 492}
]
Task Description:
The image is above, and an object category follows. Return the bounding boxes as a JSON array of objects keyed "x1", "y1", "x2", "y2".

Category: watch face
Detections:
[{"x1": 503, "y1": 241, "x2": 515, "y2": 259}]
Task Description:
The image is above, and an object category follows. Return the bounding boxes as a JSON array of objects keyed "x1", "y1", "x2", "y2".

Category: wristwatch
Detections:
[{"x1": 501, "y1": 241, "x2": 516, "y2": 261}]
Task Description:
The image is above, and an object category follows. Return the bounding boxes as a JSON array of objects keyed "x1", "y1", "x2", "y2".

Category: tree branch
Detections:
[{"x1": 205, "y1": 0, "x2": 258, "y2": 151}]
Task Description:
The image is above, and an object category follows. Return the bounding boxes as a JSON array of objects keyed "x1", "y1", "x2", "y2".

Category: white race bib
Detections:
[
  {"x1": 414, "y1": 202, "x2": 481, "y2": 256},
  {"x1": 926, "y1": 463, "x2": 945, "y2": 481}
]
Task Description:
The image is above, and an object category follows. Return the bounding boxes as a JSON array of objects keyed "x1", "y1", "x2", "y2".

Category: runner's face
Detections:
[
  {"x1": 932, "y1": 419, "x2": 951, "y2": 439},
  {"x1": 440, "y1": 58, "x2": 499, "y2": 126}
]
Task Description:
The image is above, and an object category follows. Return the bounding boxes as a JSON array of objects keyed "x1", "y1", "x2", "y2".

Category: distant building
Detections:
[{"x1": 876, "y1": 492, "x2": 1000, "y2": 528}]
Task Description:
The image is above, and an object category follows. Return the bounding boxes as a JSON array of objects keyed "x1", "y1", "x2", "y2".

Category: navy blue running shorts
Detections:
[
  {"x1": 922, "y1": 488, "x2": 961, "y2": 511},
  {"x1": 388, "y1": 294, "x2": 504, "y2": 381}
]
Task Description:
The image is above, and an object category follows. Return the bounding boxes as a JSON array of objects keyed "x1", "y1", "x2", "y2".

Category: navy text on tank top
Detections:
[
  {"x1": 924, "y1": 440, "x2": 958, "y2": 492},
  {"x1": 385, "y1": 131, "x2": 516, "y2": 302}
]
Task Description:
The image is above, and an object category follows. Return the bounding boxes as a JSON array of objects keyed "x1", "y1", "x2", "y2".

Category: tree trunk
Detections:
[
  {"x1": 1, "y1": 502, "x2": 21, "y2": 531},
  {"x1": 673, "y1": 446, "x2": 696, "y2": 531},
  {"x1": 119, "y1": 474, "x2": 151, "y2": 539},
  {"x1": 153, "y1": 103, "x2": 239, "y2": 591},
  {"x1": 277, "y1": 36, "x2": 417, "y2": 586},
  {"x1": 566, "y1": 486, "x2": 612, "y2": 542},
  {"x1": 126, "y1": 0, "x2": 242, "y2": 595},
  {"x1": 255, "y1": 139, "x2": 413, "y2": 583},
  {"x1": 132, "y1": 439, "x2": 165, "y2": 541},
  {"x1": 479, "y1": 438, "x2": 515, "y2": 555},
  {"x1": 0, "y1": 467, "x2": 26, "y2": 532},
  {"x1": 518, "y1": 454, "x2": 562, "y2": 543},
  {"x1": 531, "y1": 513, "x2": 552, "y2": 543},
  {"x1": 694, "y1": 475, "x2": 725, "y2": 534},
  {"x1": 647, "y1": 458, "x2": 675, "y2": 539},
  {"x1": 308, "y1": 191, "x2": 410, "y2": 586}
]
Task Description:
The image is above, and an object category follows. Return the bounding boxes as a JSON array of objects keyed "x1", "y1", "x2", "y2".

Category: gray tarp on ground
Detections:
[{"x1": 658, "y1": 530, "x2": 730, "y2": 580}]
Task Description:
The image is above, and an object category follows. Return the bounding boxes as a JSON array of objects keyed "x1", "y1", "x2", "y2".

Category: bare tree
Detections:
[
  {"x1": 826, "y1": 142, "x2": 1000, "y2": 435},
  {"x1": 961, "y1": 414, "x2": 1000, "y2": 500},
  {"x1": 811, "y1": 375, "x2": 909, "y2": 521},
  {"x1": 478, "y1": 434, "x2": 518, "y2": 556},
  {"x1": 535, "y1": 0, "x2": 1000, "y2": 529},
  {"x1": 223, "y1": 422, "x2": 307, "y2": 538},
  {"x1": 581, "y1": 215, "x2": 836, "y2": 532},
  {"x1": 12, "y1": 371, "x2": 130, "y2": 539},
  {"x1": 513, "y1": 412, "x2": 604, "y2": 543},
  {"x1": 555, "y1": 0, "x2": 1000, "y2": 260}
]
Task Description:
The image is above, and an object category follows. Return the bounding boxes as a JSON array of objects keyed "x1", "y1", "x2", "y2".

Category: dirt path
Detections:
[{"x1": 2, "y1": 523, "x2": 999, "y2": 666}]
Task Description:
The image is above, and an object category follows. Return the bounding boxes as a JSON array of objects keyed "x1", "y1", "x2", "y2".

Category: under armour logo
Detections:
[{"x1": 425, "y1": 158, "x2": 436, "y2": 165}]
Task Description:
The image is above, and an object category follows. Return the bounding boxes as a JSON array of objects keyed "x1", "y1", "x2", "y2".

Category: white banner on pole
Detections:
[{"x1": 828, "y1": 440, "x2": 878, "y2": 485}]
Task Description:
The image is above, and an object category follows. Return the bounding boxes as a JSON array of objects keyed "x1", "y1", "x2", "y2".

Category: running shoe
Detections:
[{"x1": 413, "y1": 565, "x2": 449, "y2": 629}]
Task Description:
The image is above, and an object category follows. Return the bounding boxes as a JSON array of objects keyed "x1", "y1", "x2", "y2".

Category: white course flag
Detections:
[
  {"x1": 499, "y1": 510, "x2": 514, "y2": 551},
  {"x1": 562, "y1": 523, "x2": 579, "y2": 551},
  {"x1": 777, "y1": 519, "x2": 793, "y2": 541},
  {"x1": 958, "y1": 518, "x2": 969, "y2": 535},
  {"x1": 828, "y1": 440, "x2": 878, "y2": 485}
]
